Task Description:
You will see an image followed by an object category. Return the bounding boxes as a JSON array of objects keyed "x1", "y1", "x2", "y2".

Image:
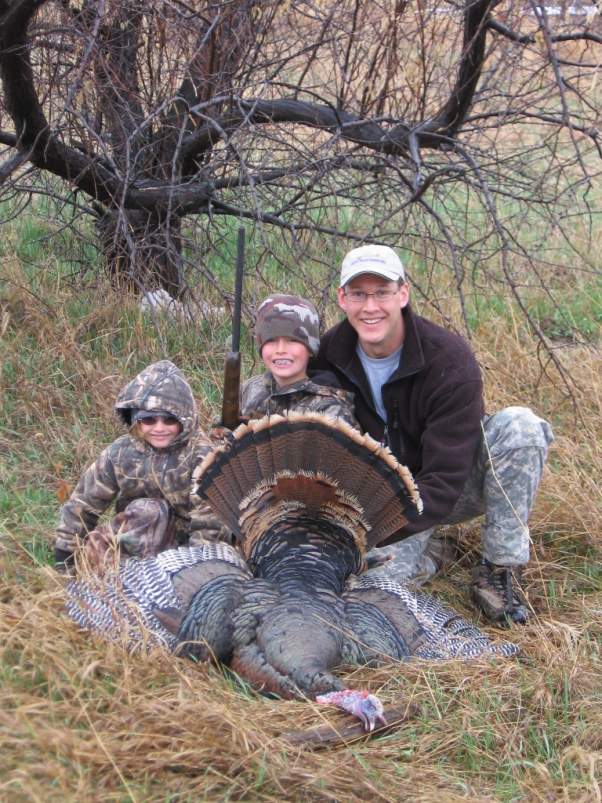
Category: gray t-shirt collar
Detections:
[{"x1": 356, "y1": 343, "x2": 402, "y2": 421}]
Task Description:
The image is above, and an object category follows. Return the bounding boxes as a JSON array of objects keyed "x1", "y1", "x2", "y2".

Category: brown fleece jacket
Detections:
[{"x1": 313, "y1": 305, "x2": 484, "y2": 542}]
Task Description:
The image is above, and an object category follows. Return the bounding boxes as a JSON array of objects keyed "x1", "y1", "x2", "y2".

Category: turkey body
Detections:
[
  {"x1": 172, "y1": 518, "x2": 429, "y2": 700},
  {"x1": 66, "y1": 414, "x2": 518, "y2": 720}
]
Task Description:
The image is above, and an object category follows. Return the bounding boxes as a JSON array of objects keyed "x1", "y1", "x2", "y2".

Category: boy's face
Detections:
[
  {"x1": 261, "y1": 337, "x2": 310, "y2": 386},
  {"x1": 137, "y1": 414, "x2": 182, "y2": 449}
]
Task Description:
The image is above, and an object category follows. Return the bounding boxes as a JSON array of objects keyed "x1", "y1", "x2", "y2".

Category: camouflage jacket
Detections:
[
  {"x1": 56, "y1": 360, "x2": 213, "y2": 552},
  {"x1": 240, "y1": 370, "x2": 358, "y2": 427}
]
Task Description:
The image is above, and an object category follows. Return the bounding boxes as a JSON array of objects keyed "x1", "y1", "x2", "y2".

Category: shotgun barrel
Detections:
[{"x1": 220, "y1": 227, "x2": 245, "y2": 429}]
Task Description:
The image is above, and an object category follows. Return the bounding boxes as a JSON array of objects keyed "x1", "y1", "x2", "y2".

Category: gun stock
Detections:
[
  {"x1": 221, "y1": 352, "x2": 241, "y2": 429},
  {"x1": 220, "y1": 227, "x2": 245, "y2": 428}
]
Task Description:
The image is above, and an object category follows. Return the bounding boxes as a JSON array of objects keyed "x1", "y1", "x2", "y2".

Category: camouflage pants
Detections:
[
  {"x1": 369, "y1": 407, "x2": 554, "y2": 585},
  {"x1": 79, "y1": 498, "x2": 176, "y2": 571},
  {"x1": 79, "y1": 498, "x2": 233, "y2": 572}
]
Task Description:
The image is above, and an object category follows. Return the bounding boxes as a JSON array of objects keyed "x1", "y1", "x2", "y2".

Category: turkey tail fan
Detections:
[{"x1": 193, "y1": 413, "x2": 422, "y2": 552}]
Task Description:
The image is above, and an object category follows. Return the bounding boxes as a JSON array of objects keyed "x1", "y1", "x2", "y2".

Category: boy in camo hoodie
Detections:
[
  {"x1": 240, "y1": 294, "x2": 357, "y2": 426},
  {"x1": 55, "y1": 360, "x2": 215, "y2": 571}
]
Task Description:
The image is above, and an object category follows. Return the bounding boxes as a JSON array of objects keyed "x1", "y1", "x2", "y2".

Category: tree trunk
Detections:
[{"x1": 96, "y1": 209, "x2": 185, "y2": 298}]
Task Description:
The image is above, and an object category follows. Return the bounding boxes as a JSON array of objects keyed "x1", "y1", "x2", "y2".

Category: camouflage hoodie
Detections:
[
  {"x1": 56, "y1": 360, "x2": 212, "y2": 552},
  {"x1": 240, "y1": 370, "x2": 358, "y2": 427}
]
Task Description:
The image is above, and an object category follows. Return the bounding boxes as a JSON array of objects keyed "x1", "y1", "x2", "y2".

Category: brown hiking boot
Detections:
[{"x1": 471, "y1": 559, "x2": 529, "y2": 625}]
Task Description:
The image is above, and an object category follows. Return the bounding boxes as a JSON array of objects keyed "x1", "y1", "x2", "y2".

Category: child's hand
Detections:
[
  {"x1": 209, "y1": 424, "x2": 233, "y2": 443},
  {"x1": 191, "y1": 511, "x2": 234, "y2": 544},
  {"x1": 209, "y1": 417, "x2": 250, "y2": 443},
  {"x1": 192, "y1": 498, "x2": 234, "y2": 543},
  {"x1": 54, "y1": 547, "x2": 75, "y2": 575}
]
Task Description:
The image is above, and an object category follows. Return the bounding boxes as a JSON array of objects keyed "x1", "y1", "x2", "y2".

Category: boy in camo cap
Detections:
[{"x1": 240, "y1": 294, "x2": 357, "y2": 426}]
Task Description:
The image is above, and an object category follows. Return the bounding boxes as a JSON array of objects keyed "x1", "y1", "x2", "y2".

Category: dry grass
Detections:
[{"x1": 1, "y1": 262, "x2": 600, "y2": 802}]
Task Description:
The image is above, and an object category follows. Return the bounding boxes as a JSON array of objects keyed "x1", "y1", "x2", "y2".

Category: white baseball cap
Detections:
[{"x1": 340, "y1": 244, "x2": 405, "y2": 287}]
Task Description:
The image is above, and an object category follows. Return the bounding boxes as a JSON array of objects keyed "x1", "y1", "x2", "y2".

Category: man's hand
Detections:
[{"x1": 365, "y1": 549, "x2": 394, "y2": 570}]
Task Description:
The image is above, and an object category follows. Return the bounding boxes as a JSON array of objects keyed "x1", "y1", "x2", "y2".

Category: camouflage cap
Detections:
[
  {"x1": 255, "y1": 294, "x2": 320, "y2": 356},
  {"x1": 340, "y1": 244, "x2": 405, "y2": 286}
]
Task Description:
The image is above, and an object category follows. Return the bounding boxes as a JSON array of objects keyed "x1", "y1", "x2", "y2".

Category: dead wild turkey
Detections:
[{"x1": 66, "y1": 413, "x2": 518, "y2": 730}]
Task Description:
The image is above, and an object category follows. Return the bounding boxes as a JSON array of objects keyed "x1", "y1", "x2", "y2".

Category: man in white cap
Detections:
[{"x1": 314, "y1": 244, "x2": 554, "y2": 625}]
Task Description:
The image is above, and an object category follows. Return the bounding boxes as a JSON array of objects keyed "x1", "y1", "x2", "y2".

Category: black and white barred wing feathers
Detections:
[
  {"x1": 65, "y1": 543, "x2": 251, "y2": 652},
  {"x1": 344, "y1": 575, "x2": 519, "y2": 660}
]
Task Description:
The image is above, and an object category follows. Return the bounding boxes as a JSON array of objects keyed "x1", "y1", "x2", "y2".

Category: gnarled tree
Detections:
[{"x1": 0, "y1": 0, "x2": 600, "y2": 326}]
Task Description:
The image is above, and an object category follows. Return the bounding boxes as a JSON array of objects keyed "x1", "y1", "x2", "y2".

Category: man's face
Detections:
[{"x1": 337, "y1": 274, "x2": 409, "y2": 358}]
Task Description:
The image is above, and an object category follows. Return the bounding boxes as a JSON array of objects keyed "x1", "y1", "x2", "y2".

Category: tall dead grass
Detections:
[{"x1": 1, "y1": 263, "x2": 600, "y2": 802}]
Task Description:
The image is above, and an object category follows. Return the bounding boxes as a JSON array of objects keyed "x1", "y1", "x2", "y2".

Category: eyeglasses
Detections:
[
  {"x1": 344, "y1": 288, "x2": 399, "y2": 304},
  {"x1": 137, "y1": 415, "x2": 180, "y2": 426}
]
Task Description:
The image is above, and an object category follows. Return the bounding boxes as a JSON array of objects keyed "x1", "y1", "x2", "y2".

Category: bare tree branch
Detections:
[
  {"x1": 487, "y1": 16, "x2": 602, "y2": 45},
  {"x1": 0, "y1": 149, "x2": 31, "y2": 184},
  {"x1": 0, "y1": 0, "x2": 598, "y2": 383}
]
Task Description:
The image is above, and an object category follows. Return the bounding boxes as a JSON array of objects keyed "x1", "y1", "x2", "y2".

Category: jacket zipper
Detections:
[
  {"x1": 383, "y1": 398, "x2": 402, "y2": 458},
  {"x1": 334, "y1": 359, "x2": 401, "y2": 453}
]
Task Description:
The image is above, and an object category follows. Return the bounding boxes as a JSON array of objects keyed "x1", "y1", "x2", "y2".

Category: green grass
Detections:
[{"x1": 529, "y1": 282, "x2": 602, "y2": 341}]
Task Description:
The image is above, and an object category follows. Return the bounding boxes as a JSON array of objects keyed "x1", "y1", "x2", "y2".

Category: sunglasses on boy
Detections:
[{"x1": 136, "y1": 413, "x2": 180, "y2": 426}]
